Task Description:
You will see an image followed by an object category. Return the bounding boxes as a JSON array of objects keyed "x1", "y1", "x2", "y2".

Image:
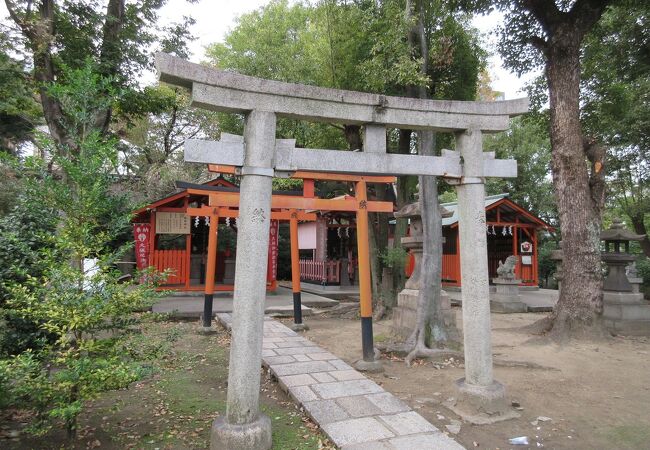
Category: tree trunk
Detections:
[
  {"x1": 392, "y1": 129, "x2": 416, "y2": 294},
  {"x1": 630, "y1": 214, "x2": 650, "y2": 258},
  {"x1": 546, "y1": 30, "x2": 606, "y2": 339},
  {"x1": 417, "y1": 131, "x2": 448, "y2": 346}
]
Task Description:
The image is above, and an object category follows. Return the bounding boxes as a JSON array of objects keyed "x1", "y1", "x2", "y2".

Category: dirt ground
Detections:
[
  {"x1": 0, "y1": 320, "x2": 332, "y2": 450},
  {"x1": 294, "y1": 310, "x2": 650, "y2": 450}
]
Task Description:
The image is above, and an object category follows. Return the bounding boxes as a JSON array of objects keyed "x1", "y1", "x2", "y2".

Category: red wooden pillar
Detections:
[
  {"x1": 533, "y1": 230, "x2": 539, "y2": 286},
  {"x1": 203, "y1": 209, "x2": 218, "y2": 328},
  {"x1": 184, "y1": 196, "x2": 191, "y2": 290},
  {"x1": 456, "y1": 231, "x2": 461, "y2": 285},
  {"x1": 290, "y1": 211, "x2": 306, "y2": 329},
  {"x1": 355, "y1": 180, "x2": 377, "y2": 366}
]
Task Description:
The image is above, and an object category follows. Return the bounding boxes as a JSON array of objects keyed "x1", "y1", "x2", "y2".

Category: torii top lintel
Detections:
[{"x1": 156, "y1": 53, "x2": 528, "y2": 133}]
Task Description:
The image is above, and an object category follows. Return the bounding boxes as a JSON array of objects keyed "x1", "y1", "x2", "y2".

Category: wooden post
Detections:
[
  {"x1": 185, "y1": 197, "x2": 191, "y2": 290},
  {"x1": 354, "y1": 180, "x2": 380, "y2": 370},
  {"x1": 149, "y1": 211, "x2": 156, "y2": 269},
  {"x1": 203, "y1": 209, "x2": 218, "y2": 328},
  {"x1": 533, "y1": 230, "x2": 539, "y2": 286},
  {"x1": 289, "y1": 211, "x2": 307, "y2": 331},
  {"x1": 513, "y1": 222, "x2": 519, "y2": 280}
]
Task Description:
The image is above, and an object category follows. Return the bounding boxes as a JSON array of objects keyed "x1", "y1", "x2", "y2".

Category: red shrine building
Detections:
[
  {"x1": 132, "y1": 177, "x2": 285, "y2": 292},
  {"x1": 440, "y1": 194, "x2": 553, "y2": 287},
  {"x1": 132, "y1": 179, "x2": 551, "y2": 290}
]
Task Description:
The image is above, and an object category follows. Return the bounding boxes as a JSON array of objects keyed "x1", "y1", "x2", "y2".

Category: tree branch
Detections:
[
  {"x1": 93, "y1": 0, "x2": 126, "y2": 133},
  {"x1": 521, "y1": 0, "x2": 562, "y2": 32},
  {"x1": 569, "y1": 0, "x2": 611, "y2": 38}
]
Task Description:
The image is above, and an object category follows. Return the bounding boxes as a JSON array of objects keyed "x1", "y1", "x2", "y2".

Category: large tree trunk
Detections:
[
  {"x1": 392, "y1": 129, "x2": 416, "y2": 295},
  {"x1": 546, "y1": 29, "x2": 606, "y2": 339},
  {"x1": 630, "y1": 213, "x2": 650, "y2": 258}
]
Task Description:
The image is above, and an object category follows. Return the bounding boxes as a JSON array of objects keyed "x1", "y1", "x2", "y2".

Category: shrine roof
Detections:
[{"x1": 441, "y1": 194, "x2": 553, "y2": 229}]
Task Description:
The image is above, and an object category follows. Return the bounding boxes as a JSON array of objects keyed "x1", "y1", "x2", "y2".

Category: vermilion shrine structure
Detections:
[
  {"x1": 156, "y1": 53, "x2": 529, "y2": 449},
  {"x1": 440, "y1": 194, "x2": 554, "y2": 287}
]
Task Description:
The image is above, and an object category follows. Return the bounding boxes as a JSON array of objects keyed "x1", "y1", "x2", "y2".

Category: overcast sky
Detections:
[
  {"x1": 1, "y1": 0, "x2": 538, "y2": 99},
  {"x1": 157, "y1": 0, "x2": 537, "y2": 99}
]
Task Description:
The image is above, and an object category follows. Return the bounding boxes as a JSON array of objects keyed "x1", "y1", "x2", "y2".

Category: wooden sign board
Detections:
[{"x1": 156, "y1": 212, "x2": 191, "y2": 234}]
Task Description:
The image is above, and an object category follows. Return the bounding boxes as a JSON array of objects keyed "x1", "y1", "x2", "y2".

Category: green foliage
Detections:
[
  {"x1": 0, "y1": 62, "x2": 160, "y2": 438},
  {"x1": 0, "y1": 32, "x2": 41, "y2": 154},
  {"x1": 119, "y1": 87, "x2": 220, "y2": 203},
  {"x1": 484, "y1": 116, "x2": 556, "y2": 224},
  {"x1": 581, "y1": 2, "x2": 649, "y2": 248},
  {"x1": 217, "y1": 224, "x2": 238, "y2": 253},
  {"x1": 380, "y1": 247, "x2": 408, "y2": 270},
  {"x1": 637, "y1": 258, "x2": 650, "y2": 286},
  {"x1": 537, "y1": 237, "x2": 559, "y2": 288}
]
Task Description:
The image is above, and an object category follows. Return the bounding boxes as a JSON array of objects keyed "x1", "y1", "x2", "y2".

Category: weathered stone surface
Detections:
[
  {"x1": 312, "y1": 372, "x2": 337, "y2": 383},
  {"x1": 388, "y1": 433, "x2": 465, "y2": 450},
  {"x1": 264, "y1": 355, "x2": 295, "y2": 365},
  {"x1": 307, "y1": 352, "x2": 339, "y2": 361},
  {"x1": 312, "y1": 380, "x2": 384, "y2": 399},
  {"x1": 378, "y1": 411, "x2": 439, "y2": 436},
  {"x1": 273, "y1": 361, "x2": 336, "y2": 376},
  {"x1": 214, "y1": 111, "x2": 277, "y2": 449},
  {"x1": 274, "y1": 340, "x2": 308, "y2": 348},
  {"x1": 336, "y1": 396, "x2": 383, "y2": 418},
  {"x1": 341, "y1": 442, "x2": 393, "y2": 450},
  {"x1": 330, "y1": 370, "x2": 366, "y2": 381},
  {"x1": 302, "y1": 399, "x2": 350, "y2": 425},
  {"x1": 330, "y1": 360, "x2": 353, "y2": 371},
  {"x1": 263, "y1": 337, "x2": 287, "y2": 343},
  {"x1": 365, "y1": 393, "x2": 411, "y2": 414},
  {"x1": 287, "y1": 385, "x2": 318, "y2": 403},
  {"x1": 446, "y1": 379, "x2": 519, "y2": 424},
  {"x1": 322, "y1": 417, "x2": 395, "y2": 447},
  {"x1": 293, "y1": 354, "x2": 311, "y2": 362},
  {"x1": 274, "y1": 346, "x2": 326, "y2": 356},
  {"x1": 280, "y1": 374, "x2": 316, "y2": 388},
  {"x1": 210, "y1": 414, "x2": 272, "y2": 450}
]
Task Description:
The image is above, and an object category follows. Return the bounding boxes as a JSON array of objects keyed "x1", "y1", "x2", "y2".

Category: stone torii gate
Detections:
[{"x1": 156, "y1": 53, "x2": 527, "y2": 449}]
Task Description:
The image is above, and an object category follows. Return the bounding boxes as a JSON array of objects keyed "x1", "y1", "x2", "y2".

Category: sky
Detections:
[
  {"x1": 157, "y1": 0, "x2": 538, "y2": 100},
  {"x1": 1, "y1": 0, "x2": 538, "y2": 99}
]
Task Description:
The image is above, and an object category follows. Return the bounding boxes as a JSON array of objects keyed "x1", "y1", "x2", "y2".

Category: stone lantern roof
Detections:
[
  {"x1": 394, "y1": 201, "x2": 452, "y2": 219},
  {"x1": 601, "y1": 218, "x2": 645, "y2": 242}
]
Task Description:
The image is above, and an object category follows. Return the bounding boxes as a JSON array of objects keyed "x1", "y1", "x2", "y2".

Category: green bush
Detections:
[
  {"x1": 0, "y1": 194, "x2": 59, "y2": 356},
  {"x1": 0, "y1": 62, "x2": 161, "y2": 439}
]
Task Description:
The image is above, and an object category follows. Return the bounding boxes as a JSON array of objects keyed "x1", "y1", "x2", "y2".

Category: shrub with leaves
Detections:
[{"x1": 0, "y1": 62, "x2": 161, "y2": 438}]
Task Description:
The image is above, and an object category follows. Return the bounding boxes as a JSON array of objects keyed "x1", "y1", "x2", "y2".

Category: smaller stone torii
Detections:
[{"x1": 156, "y1": 53, "x2": 527, "y2": 449}]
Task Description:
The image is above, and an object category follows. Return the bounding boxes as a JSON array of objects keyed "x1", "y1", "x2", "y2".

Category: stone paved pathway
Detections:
[{"x1": 216, "y1": 313, "x2": 465, "y2": 450}]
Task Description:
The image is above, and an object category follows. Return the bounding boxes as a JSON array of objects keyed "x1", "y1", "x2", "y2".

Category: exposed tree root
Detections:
[
  {"x1": 373, "y1": 304, "x2": 386, "y2": 321},
  {"x1": 405, "y1": 342, "x2": 461, "y2": 366},
  {"x1": 493, "y1": 359, "x2": 559, "y2": 371},
  {"x1": 403, "y1": 325, "x2": 460, "y2": 366}
]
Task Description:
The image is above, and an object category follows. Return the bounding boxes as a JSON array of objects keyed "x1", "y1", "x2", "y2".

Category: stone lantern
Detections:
[
  {"x1": 601, "y1": 218, "x2": 650, "y2": 336},
  {"x1": 391, "y1": 201, "x2": 458, "y2": 340},
  {"x1": 601, "y1": 218, "x2": 644, "y2": 292},
  {"x1": 550, "y1": 241, "x2": 564, "y2": 291}
]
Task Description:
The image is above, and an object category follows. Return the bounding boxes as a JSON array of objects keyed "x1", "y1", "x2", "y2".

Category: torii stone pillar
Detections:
[
  {"x1": 448, "y1": 128, "x2": 518, "y2": 424},
  {"x1": 210, "y1": 111, "x2": 275, "y2": 449}
]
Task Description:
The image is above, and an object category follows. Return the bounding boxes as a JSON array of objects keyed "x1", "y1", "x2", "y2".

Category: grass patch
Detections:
[{"x1": 603, "y1": 424, "x2": 650, "y2": 450}]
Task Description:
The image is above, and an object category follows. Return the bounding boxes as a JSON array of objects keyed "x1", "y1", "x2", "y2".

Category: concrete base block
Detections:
[
  {"x1": 445, "y1": 378, "x2": 519, "y2": 425},
  {"x1": 210, "y1": 414, "x2": 272, "y2": 450},
  {"x1": 198, "y1": 325, "x2": 217, "y2": 335},
  {"x1": 291, "y1": 323, "x2": 310, "y2": 332},
  {"x1": 604, "y1": 318, "x2": 650, "y2": 336},
  {"x1": 490, "y1": 298, "x2": 528, "y2": 314},
  {"x1": 393, "y1": 289, "x2": 458, "y2": 340},
  {"x1": 353, "y1": 359, "x2": 384, "y2": 373},
  {"x1": 603, "y1": 291, "x2": 645, "y2": 305}
]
